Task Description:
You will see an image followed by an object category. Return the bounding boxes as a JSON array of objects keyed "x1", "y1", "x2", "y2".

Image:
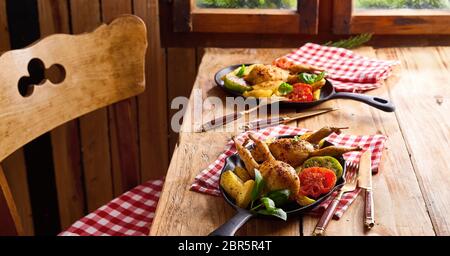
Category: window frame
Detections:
[
  {"x1": 334, "y1": 0, "x2": 450, "y2": 35},
  {"x1": 172, "y1": 0, "x2": 320, "y2": 34}
]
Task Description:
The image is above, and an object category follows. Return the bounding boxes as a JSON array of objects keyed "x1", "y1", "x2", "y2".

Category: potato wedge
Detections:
[
  {"x1": 243, "y1": 89, "x2": 273, "y2": 98},
  {"x1": 220, "y1": 170, "x2": 244, "y2": 200},
  {"x1": 313, "y1": 89, "x2": 321, "y2": 101},
  {"x1": 236, "y1": 180, "x2": 255, "y2": 209},
  {"x1": 311, "y1": 78, "x2": 326, "y2": 91},
  {"x1": 297, "y1": 195, "x2": 316, "y2": 206},
  {"x1": 234, "y1": 166, "x2": 251, "y2": 182}
]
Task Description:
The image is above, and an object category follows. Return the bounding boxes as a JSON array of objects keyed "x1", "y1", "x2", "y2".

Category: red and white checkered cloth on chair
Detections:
[
  {"x1": 190, "y1": 125, "x2": 387, "y2": 219},
  {"x1": 59, "y1": 178, "x2": 164, "y2": 236},
  {"x1": 273, "y1": 43, "x2": 399, "y2": 92}
]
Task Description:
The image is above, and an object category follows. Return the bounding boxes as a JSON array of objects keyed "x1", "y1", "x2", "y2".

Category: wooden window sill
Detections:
[{"x1": 191, "y1": 8, "x2": 301, "y2": 34}]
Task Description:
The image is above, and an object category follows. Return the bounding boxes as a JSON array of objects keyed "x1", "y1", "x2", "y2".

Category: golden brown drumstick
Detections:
[
  {"x1": 305, "y1": 126, "x2": 349, "y2": 145},
  {"x1": 233, "y1": 137, "x2": 259, "y2": 178},
  {"x1": 309, "y1": 146, "x2": 362, "y2": 158}
]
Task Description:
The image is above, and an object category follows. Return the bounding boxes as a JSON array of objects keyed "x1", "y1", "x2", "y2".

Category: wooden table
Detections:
[{"x1": 151, "y1": 47, "x2": 449, "y2": 236}]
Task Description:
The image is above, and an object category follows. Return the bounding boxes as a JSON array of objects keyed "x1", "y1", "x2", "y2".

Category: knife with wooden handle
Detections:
[
  {"x1": 358, "y1": 151, "x2": 375, "y2": 229},
  {"x1": 241, "y1": 108, "x2": 337, "y2": 131},
  {"x1": 200, "y1": 98, "x2": 283, "y2": 132}
]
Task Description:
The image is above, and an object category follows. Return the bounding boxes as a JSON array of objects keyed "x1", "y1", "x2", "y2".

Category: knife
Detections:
[
  {"x1": 199, "y1": 98, "x2": 284, "y2": 132},
  {"x1": 358, "y1": 150, "x2": 375, "y2": 229},
  {"x1": 241, "y1": 108, "x2": 338, "y2": 131}
]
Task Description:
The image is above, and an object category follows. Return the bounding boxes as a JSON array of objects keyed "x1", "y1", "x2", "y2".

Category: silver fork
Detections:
[{"x1": 312, "y1": 162, "x2": 359, "y2": 236}]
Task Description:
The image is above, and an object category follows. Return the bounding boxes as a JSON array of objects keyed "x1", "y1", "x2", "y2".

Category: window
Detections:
[
  {"x1": 334, "y1": 0, "x2": 450, "y2": 34},
  {"x1": 196, "y1": 0, "x2": 298, "y2": 9},
  {"x1": 173, "y1": 0, "x2": 320, "y2": 34}
]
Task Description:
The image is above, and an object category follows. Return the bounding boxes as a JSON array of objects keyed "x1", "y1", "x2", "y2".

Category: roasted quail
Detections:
[
  {"x1": 268, "y1": 138, "x2": 315, "y2": 168},
  {"x1": 233, "y1": 134, "x2": 300, "y2": 198},
  {"x1": 244, "y1": 64, "x2": 289, "y2": 85},
  {"x1": 253, "y1": 126, "x2": 361, "y2": 167}
]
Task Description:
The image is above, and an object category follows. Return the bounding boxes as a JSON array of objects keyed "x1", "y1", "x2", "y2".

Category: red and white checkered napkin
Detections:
[
  {"x1": 59, "y1": 178, "x2": 164, "y2": 236},
  {"x1": 190, "y1": 125, "x2": 387, "y2": 219},
  {"x1": 273, "y1": 43, "x2": 400, "y2": 92}
]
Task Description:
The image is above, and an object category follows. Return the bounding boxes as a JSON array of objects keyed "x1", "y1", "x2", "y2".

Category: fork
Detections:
[{"x1": 312, "y1": 162, "x2": 359, "y2": 236}]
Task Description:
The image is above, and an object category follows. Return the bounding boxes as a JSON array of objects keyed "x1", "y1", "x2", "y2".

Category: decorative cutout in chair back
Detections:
[{"x1": 18, "y1": 58, "x2": 66, "y2": 97}]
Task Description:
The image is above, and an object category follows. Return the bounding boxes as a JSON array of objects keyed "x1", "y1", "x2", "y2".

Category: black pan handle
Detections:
[
  {"x1": 208, "y1": 209, "x2": 254, "y2": 236},
  {"x1": 330, "y1": 92, "x2": 395, "y2": 112}
]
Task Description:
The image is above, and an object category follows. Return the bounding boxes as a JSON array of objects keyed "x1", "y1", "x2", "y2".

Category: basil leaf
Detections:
[
  {"x1": 299, "y1": 71, "x2": 327, "y2": 84},
  {"x1": 250, "y1": 169, "x2": 264, "y2": 201},
  {"x1": 315, "y1": 71, "x2": 326, "y2": 82},
  {"x1": 257, "y1": 208, "x2": 287, "y2": 221},
  {"x1": 299, "y1": 73, "x2": 315, "y2": 84},
  {"x1": 267, "y1": 189, "x2": 290, "y2": 207},
  {"x1": 236, "y1": 64, "x2": 246, "y2": 78},
  {"x1": 260, "y1": 197, "x2": 276, "y2": 211},
  {"x1": 278, "y1": 82, "x2": 293, "y2": 95}
]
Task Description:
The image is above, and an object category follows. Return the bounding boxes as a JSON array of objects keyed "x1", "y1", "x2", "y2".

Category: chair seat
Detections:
[{"x1": 59, "y1": 178, "x2": 164, "y2": 236}]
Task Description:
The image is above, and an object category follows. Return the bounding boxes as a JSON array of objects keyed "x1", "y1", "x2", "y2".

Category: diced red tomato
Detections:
[
  {"x1": 288, "y1": 83, "x2": 314, "y2": 102},
  {"x1": 299, "y1": 167, "x2": 337, "y2": 199}
]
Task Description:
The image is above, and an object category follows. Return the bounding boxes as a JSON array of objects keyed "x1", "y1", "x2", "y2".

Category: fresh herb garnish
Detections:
[
  {"x1": 249, "y1": 170, "x2": 288, "y2": 221},
  {"x1": 324, "y1": 33, "x2": 373, "y2": 49},
  {"x1": 257, "y1": 208, "x2": 287, "y2": 221},
  {"x1": 267, "y1": 189, "x2": 290, "y2": 207},
  {"x1": 251, "y1": 169, "x2": 264, "y2": 202},
  {"x1": 260, "y1": 197, "x2": 276, "y2": 211},
  {"x1": 299, "y1": 71, "x2": 326, "y2": 85},
  {"x1": 236, "y1": 64, "x2": 246, "y2": 77},
  {"x1": 278, "y1": 82, "x2": 293, "y2": 95}
]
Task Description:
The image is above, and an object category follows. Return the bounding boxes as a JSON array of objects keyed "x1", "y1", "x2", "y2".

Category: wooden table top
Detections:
[{"x1": 150, "y1": 47, "x2": 449, "y2": 236}]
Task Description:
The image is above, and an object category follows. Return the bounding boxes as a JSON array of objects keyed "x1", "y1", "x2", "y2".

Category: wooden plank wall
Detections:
[
  {"x1": 0, "y1": 0, "x2": 199, "y2": 234},
  {"x1": 0, "y1": 0, "x2": 34, "y2": 236}
]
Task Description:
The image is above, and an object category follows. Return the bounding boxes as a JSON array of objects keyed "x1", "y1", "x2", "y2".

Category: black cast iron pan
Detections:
[
  {"x1": 215, "y1": 64, "x2": 395, "y2": 112},
  {"x1": 209, "y1": 135, "x2": 346, "y2": 236}
]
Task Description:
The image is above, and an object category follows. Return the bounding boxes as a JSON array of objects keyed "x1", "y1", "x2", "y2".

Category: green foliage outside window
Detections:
[
  {"x1": 196, "y1": 0, "x2": 450, "y2": 9},
  {"x1": 196, "y1": 0, "x2": 297, "y2": 9},
  {"x1": 355, "y1": 0, "x2": 450, "y2": 9}
]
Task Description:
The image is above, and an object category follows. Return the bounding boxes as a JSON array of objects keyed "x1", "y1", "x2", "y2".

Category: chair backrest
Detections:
[
  {"x1": 0, "y1": 15, "x2": 147, "y2": 162},
  {"x1": 0, "y1": 15, "x2": 147, "y2": 235}
]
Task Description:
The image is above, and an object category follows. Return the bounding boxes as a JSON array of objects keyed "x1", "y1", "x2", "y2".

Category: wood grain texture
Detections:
[
  {"x1": 191, "y1": 9, "x2": 301, "y2": 34},
  {"x1": 301, "y1": 48, "x2": 434, "y2": 236},
  {"x1": 134, "y1": 0, "x2": 169, "y2": 180},
  {"x1": 351, "y1": 11, "x2": 450, "y2": 35},
  {"x1": 0, "y1": 1, "x2": 34, "y2": 236},
  {"x1": 101, "y1": 0, "x2": 140, "y2": 195},
  {"x1": 151, "y1": 48, "x2": 302, "y2": 236},
  {"x1": 167, "y1": 48, "x2": 197, "y2": 156},
  {"x1": 0, "y1": 166, "x2": 22, "y2": 235},
  {"x1": 69, "y1": 0, "x2": 113, "y2": 211},
  {"x1": 49, "y1": 122, "x2": 84, "y2": 230},
  {"x1": 113, "y1": 99, "x2": 141, "y2": 190},
  {"x1": 172, "y1": 0, "x2": 191, "y2": 32},
  {"x1": 38, "y1": 0, "x2": 85, "y2": 230},
  {"x1": 0, "y1": 0, "x2": 9, "y2": 50},
  {"x1": 0, "y1": 18, "x2": 147, "y2": 229},
  {"x1": 1, "y1": 152, "x2": 33, "y2": 235},
  {"x1": 38, "y1": 0, "x2": 70, "y2": 35},
  {"x1": 376, "y1": 47, "x2": 450, "y2": 235},
  {"x1": 332, "y1": 0, "x2": 353, "y2": 34},
  {"x1": 298, "y1": 0, "x2": 319, "y2": 34}
]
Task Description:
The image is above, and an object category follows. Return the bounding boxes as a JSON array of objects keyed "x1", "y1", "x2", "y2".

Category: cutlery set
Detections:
[
  {"x1": 200, "y1": 105, "x2": 337, "y2": 132},
  {"x1": 313, "y1": 150, "x2": 374, "y2": 236}
]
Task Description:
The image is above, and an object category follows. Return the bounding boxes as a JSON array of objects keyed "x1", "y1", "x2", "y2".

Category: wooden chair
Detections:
[{"x1": 0, "y1": 15, "x2": 147, "y2": 235}]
